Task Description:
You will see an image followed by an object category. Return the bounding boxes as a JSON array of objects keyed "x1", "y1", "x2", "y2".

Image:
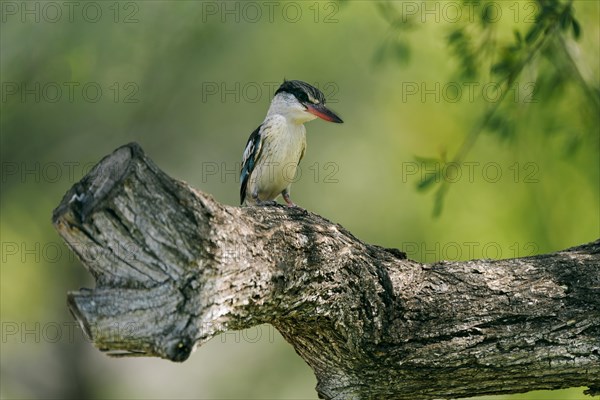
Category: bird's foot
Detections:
[
  {"x1": 282, "y1": 192, "x2": 297, "y2": 207},
  {"x1": 256, "y1": 199, "x2": 278, "y2": 207}
]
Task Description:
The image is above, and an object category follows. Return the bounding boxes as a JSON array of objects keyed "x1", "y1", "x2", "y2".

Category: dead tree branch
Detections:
[{"x1": 52, "y1": 143, "x2": 600, "y2": 399}]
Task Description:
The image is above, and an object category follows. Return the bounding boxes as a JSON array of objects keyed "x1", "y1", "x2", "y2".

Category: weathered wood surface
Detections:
[{"x1": 53, "y1": 143, "x2": 600, "y2": 399}]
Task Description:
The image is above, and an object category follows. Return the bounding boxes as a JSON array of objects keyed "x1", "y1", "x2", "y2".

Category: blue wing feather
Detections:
[{"x1": 240, "y1": 125, "x2": 263, "y2": 204}]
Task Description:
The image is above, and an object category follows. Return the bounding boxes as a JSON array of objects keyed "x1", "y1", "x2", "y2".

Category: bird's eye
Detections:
[{"x1": 292, "y1": 89, "x2": 309, "y2": 104}]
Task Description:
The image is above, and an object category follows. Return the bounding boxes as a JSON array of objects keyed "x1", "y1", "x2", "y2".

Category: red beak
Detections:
[{"x1": 305, "y1": 103, "x2": 343, "y2": 123}]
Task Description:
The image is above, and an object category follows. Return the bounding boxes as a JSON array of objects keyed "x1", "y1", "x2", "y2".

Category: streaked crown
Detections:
[{"x1": 275, "y1": 80, "x2": 327, "y2": 105}]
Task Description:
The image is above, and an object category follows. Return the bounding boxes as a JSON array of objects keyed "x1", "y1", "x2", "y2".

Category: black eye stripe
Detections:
[
  {"x1": 275, "y1": 80, "x2": 326, "y2": 104},
  {"x1": 293, "y1": 89, "x2": 309, "y2": 103}
]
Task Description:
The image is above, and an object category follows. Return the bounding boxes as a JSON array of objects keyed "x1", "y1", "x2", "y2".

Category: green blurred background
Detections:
[{"x1": 1, "y1": 1, "x2": 598, "y2": 399}]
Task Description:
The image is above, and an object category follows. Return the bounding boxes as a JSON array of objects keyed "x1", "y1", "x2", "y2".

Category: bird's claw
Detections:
[{"x1": 256, "y1": 200, "x2": 278, "y2": 207}]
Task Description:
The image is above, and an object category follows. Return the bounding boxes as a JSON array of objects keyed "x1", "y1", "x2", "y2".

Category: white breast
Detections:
[{"x1": 249, "y1": 115, "x2": 306, "y2": 201}]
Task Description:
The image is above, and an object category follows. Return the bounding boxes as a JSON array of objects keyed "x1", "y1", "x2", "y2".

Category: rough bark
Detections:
[{"x1": 52, "y1": 143, "x2": 600, "y2": 400}]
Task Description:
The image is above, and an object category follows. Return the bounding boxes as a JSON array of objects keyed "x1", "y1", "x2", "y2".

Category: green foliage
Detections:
[
  {"x1": 375, "y1": 0, "x2": 598, "y2": 216},
  {"x1": 372, "y1": 2, "x2": 414, "y2": 67}
]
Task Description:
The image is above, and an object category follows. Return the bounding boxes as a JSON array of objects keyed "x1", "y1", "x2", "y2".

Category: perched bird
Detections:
[{"x1": 240, "y1": 80, "x2": 343, "y2": 207}]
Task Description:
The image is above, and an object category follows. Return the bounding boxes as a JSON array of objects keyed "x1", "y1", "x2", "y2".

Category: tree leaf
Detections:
[
  {"x1": 491, "y1": 61, "x2": 510, "y2": 76},
  {"x1": 372, "y1": 42, "x2": 388, "y2": 66},
  {"x1": 393, "y1": 40, "x2": 410, "y2": 65},
  {"x1": 414, "y1": 155, "x2": 441, "y2": 166},
  {"x1": 525, "y1": 23, "x2": 542, "y2": 44},
  {"x1": 432, "y1": 184, "x2": 448, "y2": 218},
  {"x1": 514, "y1": 30, "x2": 523, "y2": 45},
  {"x1": 448, "y1": 29, "x2": 463, "y2": 44},
  {"x1": 416, "y1": 172, "x2": 440, "y2": 192},
  {"x1": 572, "y1": 18, "x2": 581, "y2": 39},
  {"x1": 560, "y1": 10, "x2": 572, "y2": 31}
]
